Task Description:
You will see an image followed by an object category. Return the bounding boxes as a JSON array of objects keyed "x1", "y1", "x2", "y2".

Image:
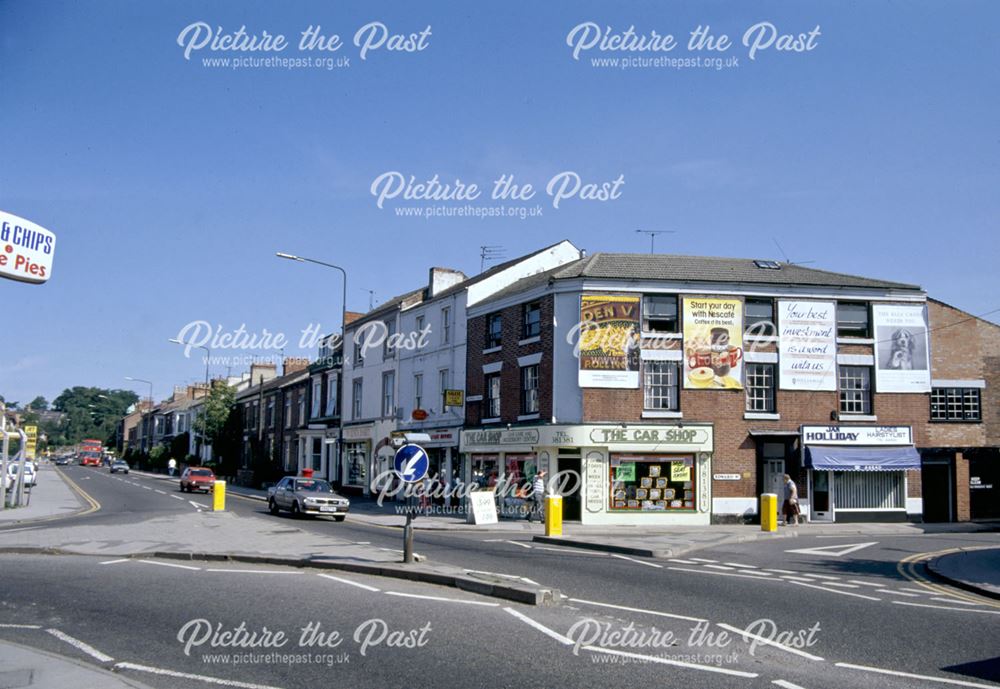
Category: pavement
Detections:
[
  {"x1": 0, "y1": 464, "x2": 89, "y2": 525},
  {"x1": 0, "y1": 638, "x2": 155, "y2": 689},
  {"x1": 928, "y1": 546, "x2": 1000, "y2": 599}
]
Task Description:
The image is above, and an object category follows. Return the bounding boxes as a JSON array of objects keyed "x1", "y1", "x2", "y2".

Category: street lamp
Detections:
[
  {"x1": 276, "y1": 252, "x2": 348, "y2": 486},
  {"x1": 125, "y1": 377, "x2": 154, "y2": 453}
]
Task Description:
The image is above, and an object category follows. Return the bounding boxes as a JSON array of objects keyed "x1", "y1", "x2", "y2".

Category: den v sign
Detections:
[{"x1": 0, "y1": 210, "x2": 56, "y2": 284}]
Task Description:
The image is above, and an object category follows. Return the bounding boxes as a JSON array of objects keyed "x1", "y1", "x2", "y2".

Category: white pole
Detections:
[{"x1": 1, "y1": 406, "x2": 8, "y2": 508}]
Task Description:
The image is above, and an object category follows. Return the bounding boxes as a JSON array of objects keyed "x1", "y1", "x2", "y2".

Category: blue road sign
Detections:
[{"x1": 393, "y1": 444, "x2": 429, "y2": 483}]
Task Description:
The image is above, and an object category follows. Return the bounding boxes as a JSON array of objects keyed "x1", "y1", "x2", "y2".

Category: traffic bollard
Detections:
[
  {"x1": 545, "y1": 495, "x2": 563, "y2": 537},
  {"x1": 760, "y1": 493, "x2": 777, "y2": 531},
  {"x1": 213, "y1": 480, "x2": 226, "y2": 511}
]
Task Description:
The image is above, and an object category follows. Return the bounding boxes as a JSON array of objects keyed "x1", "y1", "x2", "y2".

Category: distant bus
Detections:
[{"x1": 79, "y1": 439, "x2": 103, "y2": 467}]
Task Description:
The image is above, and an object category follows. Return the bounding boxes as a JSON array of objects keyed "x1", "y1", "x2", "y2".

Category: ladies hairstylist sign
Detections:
[{"x1": 0, "y1": 210, "x2": 56, "y2": 284}]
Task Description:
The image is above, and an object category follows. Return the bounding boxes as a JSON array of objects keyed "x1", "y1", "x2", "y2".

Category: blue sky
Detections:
[{"x1": 1, "y1": 0, "x2": 998, "y2": 404}]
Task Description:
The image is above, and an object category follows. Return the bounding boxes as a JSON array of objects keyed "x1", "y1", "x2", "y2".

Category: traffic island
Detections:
[{"x1": 926, "y1": 547, "x2": 1000, "y2": 601}]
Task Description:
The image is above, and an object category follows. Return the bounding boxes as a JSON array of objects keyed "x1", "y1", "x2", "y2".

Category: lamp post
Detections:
[
  {"x1": 276, "y1": 252, "x2": 347, "y2": 486},
  {"x1": 124, "y1": 377, "x2": 153, "y2": 453}
]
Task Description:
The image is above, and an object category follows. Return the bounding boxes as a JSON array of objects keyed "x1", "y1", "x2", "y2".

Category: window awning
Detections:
[{"x1": 804, "y1": 445, "x2": 921, "y2": 471}]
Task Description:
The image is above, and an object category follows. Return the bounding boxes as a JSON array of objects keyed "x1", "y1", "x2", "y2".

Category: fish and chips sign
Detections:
[{"x1": 0, "y1": 211, "x2": 56, "y2": 284}]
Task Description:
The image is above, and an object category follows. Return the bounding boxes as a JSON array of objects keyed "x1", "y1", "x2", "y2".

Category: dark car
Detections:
[
  {"x1": 267, "y1": 477, "x2": 349, "y2": 520},
  {"x1": 179, "y1": 467, "x2": 215, "y2": 493}
]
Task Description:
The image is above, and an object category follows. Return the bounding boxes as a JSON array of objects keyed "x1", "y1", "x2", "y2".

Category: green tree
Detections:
[
  {"x1": 51, "y1": 387, "x2": 138, "y2": 446},
  {"x1": 193, "y1": 383, "x2": 235, "y2": 451},
  {"x1": 28, "y1": 396, "x2": 48, "y2": 410}
]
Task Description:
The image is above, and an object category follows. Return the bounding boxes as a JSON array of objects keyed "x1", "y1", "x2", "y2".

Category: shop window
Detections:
[
  {"x1": 642, "y1": 295, "x2": 678, "y2": 333},
  {"x1": 486, "y1": 313, "x2": 503, "y2": 348},
  {"x1": 485, "y1": 373, "x2": 501, "y2": 419},
  {"x1": 745, "y1": 363, "x2": 776, "y2": 413},
  {"x1": 521, "y1": 365, "x2": 539, "y2": 414},
  {"x1": 610, "y1": 455, "x2": 696, "y2": 511},
  {"x1": 838, "y1": 366, "x2": 872, "y2": 415},
  {"x1": 745, "y1": 298, "x2": 776, "y2": 337},
  {"x1": 522, "y1": 302, "x2": 541, "y2": 339},
  {"x1": 471, "y1": 454, "x2": 499, "y2": 489},
  {"x1": 834, "y1": 471, "x2": 904, "y2": 509},
  {"x1": 837, "y1": 302, "x2": 870, "y2": 338},
  {"x1": 643, "y1": 361, "x2": 679, "y2": 411},
  {"x1": 930, "y1": 387, "x2": 981, "y2": 422}
]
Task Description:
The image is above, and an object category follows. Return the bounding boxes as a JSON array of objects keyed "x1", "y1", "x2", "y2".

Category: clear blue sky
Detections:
[{"x1": 1, "y1": 0, "x2": 998, "y2": 405}]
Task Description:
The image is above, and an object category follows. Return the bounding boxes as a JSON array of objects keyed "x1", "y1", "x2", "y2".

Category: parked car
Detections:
[
  {"x1": 179, "y1": 467, "x2": 215, "y2": 493},
  {"x1": 110, "y1": 460, "x2": 130, "y2": 474},
  {"x1": 6, "y1": 462, "x2": 36, "y2": 488},
  {"x1": 267, "y1": 477, "x2": 350, "y2": 520}
]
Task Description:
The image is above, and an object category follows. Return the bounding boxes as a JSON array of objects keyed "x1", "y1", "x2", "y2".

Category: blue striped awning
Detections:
[{"x1": 804, "y1": 445, "x2": 921, "y2": 471}]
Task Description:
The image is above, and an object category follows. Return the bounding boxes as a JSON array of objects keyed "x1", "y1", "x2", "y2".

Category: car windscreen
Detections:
[
  {"x1": 294, "y1": 480, "x2": 332, "y2": 492},
  {"x1": 190, "y1": 469, "x2": 213, "y2": 477}
]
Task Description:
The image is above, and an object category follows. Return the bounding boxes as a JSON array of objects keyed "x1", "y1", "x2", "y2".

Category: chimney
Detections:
[
  {"x1": 428, "y1": 267, "x2": 467, "y2": 297},
  {"x1": 282, "y1": 358, "x2": 310, "y2": 376},
  {"x1": 249, "y1": 362, "x2": 278, "y2": 386},
  {"x1": 187, "y1": 383, "x2": 210, "y2": 399}
]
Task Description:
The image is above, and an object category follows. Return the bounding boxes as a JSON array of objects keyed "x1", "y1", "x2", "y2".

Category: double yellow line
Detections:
[
  {"x1": 897, "y1": 546, "x2": 1000, "y2": 609},
  {"x1": 54, "y1": 467, "x2": 101, "y2": 518}
]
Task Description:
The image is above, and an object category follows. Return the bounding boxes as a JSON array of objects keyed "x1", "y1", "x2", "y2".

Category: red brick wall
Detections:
[
  {"x1": 927, "y1": 300, "x2": 989, "y2": 447},
  {"x1": 466, "y1": 296, "x2": 553, "y2": 425}
]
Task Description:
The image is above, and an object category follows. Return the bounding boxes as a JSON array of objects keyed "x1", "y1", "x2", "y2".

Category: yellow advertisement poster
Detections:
[
  {"x1": 24, "y1": 425, "x2": 38, "y2": 460},
  {"x1": 670, "y1": 461, "x2": 691, "y2": 482},
  {"x1": 683, "y1": 298, "x2": 743, "y2": 389},
  {"x1": 578, "y1": 294, "x2": 641, "y2": 388}
]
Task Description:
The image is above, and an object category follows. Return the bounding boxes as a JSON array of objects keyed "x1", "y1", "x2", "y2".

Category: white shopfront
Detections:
[{"x1": 460, "y1": 424, "x2": 714, "y2": 526}]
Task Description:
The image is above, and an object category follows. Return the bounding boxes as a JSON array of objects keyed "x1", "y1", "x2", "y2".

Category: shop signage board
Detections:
[
  {"x1": 777, "y1": 300, "x2": 837, "y2": 390},
  {"x1": 24, "y1": 425, "x2": 38, "y2": 460},
  {"x1": 872, "y1": 304, "x2": 931, "y2": 393},
  {"x1": 713, "y1": 473, "x2": 741, "y2": 481},
  {"x1": 444, "y1": 389, "x2": 464, "y2": 407},
  {"x1": 0, "y1": 210, "x2": 56, "y2": 284},
  {"x1": 578, "y1": 294, "x2": 641, "y2": 389},
  {"x1": 682, "y1": 297, "x2": 743, "y2": 390},
  {"x1": 461, "y1": 424, "x2": 714, "y2": 453},
  {"x1": 589, "y1": 426, "x2": 708, "y2": 446},
  {"x1": 802, "y1": 425, "x2": 912, "y2": 446},
  {"x1": 468, "y1": 491, "x2": 498, "y2": 525},
  {"x1": 585, "y1": 455, "x2": 606, "y2": 513}
]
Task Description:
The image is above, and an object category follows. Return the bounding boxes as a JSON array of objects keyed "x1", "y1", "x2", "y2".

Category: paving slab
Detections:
[
  {"x1": 0, "y1": 639, "x2": 155, "y2": 689},
  {"x1": 0, "y1": 466, "x2": 88, "y2": 525}
]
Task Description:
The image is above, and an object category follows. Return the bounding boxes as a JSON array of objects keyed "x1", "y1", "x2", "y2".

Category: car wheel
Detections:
[
  {"x1": 291, "y1": 501, "x2": 301, "y2": 519},
  {"x1": 268, "y1": 499, "x2": 280, "y2": 515},
  {"x1": 333, "y1": 515, "x2": 346, "y2": 522}
]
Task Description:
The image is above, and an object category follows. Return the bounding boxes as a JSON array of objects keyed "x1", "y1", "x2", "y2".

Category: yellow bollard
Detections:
[
  {"x1": 760, "y1": 493, "x2": 777, "y2": 532},
  {"x1": 213, "y1": 480, "x2": 226, "y2": 512},
  {"x1": 544, "y1": 495, "x2": 563, "y2": 537}
]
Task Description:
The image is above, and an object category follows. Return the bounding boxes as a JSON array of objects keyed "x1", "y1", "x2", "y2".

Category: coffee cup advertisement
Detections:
[{"x1": 683, "y1": 298, "x2": 743, "y2": 389}]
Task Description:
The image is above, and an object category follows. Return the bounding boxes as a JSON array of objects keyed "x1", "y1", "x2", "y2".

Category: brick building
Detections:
[{"x1": 460, "y1": 253, "x2": 997, "y2": 524}]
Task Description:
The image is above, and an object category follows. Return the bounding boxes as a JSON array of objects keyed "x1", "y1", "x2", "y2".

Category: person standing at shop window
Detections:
[
  {"x1": 528, "y1": 470, "x2": 547, "y2": 522},
  {"x1": 782, "y1": 473, "x2": 800, "y2": 526}
]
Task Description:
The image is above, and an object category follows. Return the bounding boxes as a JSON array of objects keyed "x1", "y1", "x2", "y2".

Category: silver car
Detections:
[{"x1": 267, "y1": 477, "x2": 349, "y2": 521}]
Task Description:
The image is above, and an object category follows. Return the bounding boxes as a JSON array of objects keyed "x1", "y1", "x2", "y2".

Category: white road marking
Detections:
[
  {"x1": 316, "y1": 573, "x2": 380, "y2": 592},
  {"x1": 822, "y1": 582, "x2": 860, "y2": 589},
  {"x1": 171, "y1": 495, "x2": 184, "y2": 501},
  {"x1": 505, "y1": 540, "x2": 533, "y2": 549},
  {"x1": 930, "y1": 597, "x2": 982, "y2": 606},
  {"x1": 668, "y1": 559, "x2": 698, "y2": 565},
  {"x1": 901, "y1": 587, "x2": 933, "y2": 594},
  {"x1": 465, "y1": 569, "x2": 541, "y2": 586},
  {"x1": 724, "y1": 562, "x2": 756, "y2": 569},
  {"x1": 786, "y1": 542, "x2": 877, "y2": 557},
  {"x1": 704, "y1": 564, "x2": 736, "y2": 571},
  {"x1": 114, "y1": 662, "x2": 284, "y2": 689},
  {"x1": 797, "y1": 573, "x2": 840, "y2": 581},
  {"x1": 189, "y1": 500, "x2": 204, "y2": 510},
  {"x1": 534, "y1": 546, "x2": 592, "y2": 555},
  {"x1": 610, "y1": 553, "x2": 663, "y2": 568},
  {"x1": 0, "y1": 623, "x2": 42, "y2": 629},
  {"x1": 669, "y1": 566, "x2": 777, "y2": 583},
  {"x1": 138, "y1": 559, "x2": 201, "y2": 571},
  {"x1": 787, "y1": 580, "x2": 881, "y2": 601},
  {"x1": 739, "y1": 570, "x2": 773, "y2": 577},
  {"x1": 99, "y1": 558, "x2": 130, "y2": 565},
  {"x1": 765, "y1": 569, "x2": 799, "y2": 574},
  {"x1": 568, "y1": 597, "x2": 705, "y2": 623},
  {"x1": 779, "y1": 575, "x2": 818, "y2": 582},
  {"x1": 877, "y1": 589, "x2": 921, "y2": 597},
  {"x1": 848, "y1": 579, "x2": 884, "y2": 587},
  {"x1": 142, "y1": 485, "x2": 152, "y2": 490},
  {"x1": 773, "y1": 680, "x2": 808, "y2": 689},
  {"x1": 503, "y1": 607, "x2": 573, "y2": 645},
  {"x1": 155, "y1": 490, "x2": 166, "y2": 495},
  {"x1": 892, "y1": 601, "x2": 1000, "y2": 615},
  {"x1": 717, "y1": 622, "x2": 824, "y2": 661},
  {"x1": 205, "y1": 569, "x2": 302, "y2": 575},
  {"x1": 46, "y1": 628, "x2": 114, "y2": 662},
  {"x1": 385, "y1": 591, "x2": 499, "y2": 607},
  {"x1": 584, "y1": 646, "x2": 758, "y2": 678},
  {"x1": 688, "y1": 557, "x2": 718, "y2": 563},
  {"x1": 836, "y1": 661, "x2": 1000, "y2": 688}
]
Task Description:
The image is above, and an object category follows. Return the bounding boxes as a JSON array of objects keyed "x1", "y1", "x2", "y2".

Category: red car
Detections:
[{"x1": 179, "y1": 467, "x2": 215, "y2": 493}]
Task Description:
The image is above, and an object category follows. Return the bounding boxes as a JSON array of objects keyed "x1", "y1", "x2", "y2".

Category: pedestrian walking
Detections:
[
  {"x1": 528, "y1": 470, "x2": 547, "y2": 523},
  {"x1": 782, "y1": 473, "x2": 800, "y2": 526},
  {"x1": 167, "y1": 457, "x2": 177, "y2": 477}
]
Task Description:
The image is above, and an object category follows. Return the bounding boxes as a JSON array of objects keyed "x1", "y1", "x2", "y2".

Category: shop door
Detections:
[
  {"x1": 811, "y1": 470, "x2": 833, "y2": 521},
  {"x1": 557, "y1": 456, "x2": 582, "y2": 521},
  {"x1": 921, "y1": 458, "x2": 954, "y2": 522}
]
